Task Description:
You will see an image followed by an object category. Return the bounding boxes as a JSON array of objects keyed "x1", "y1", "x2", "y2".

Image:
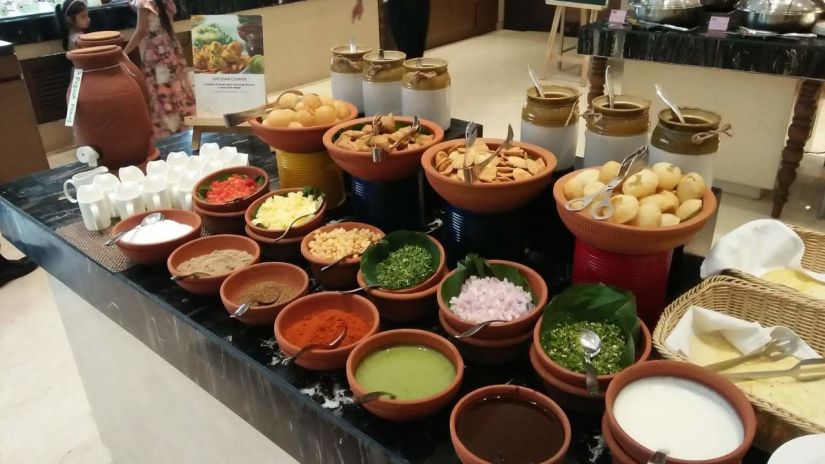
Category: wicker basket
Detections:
[
  {"x1": 726, "y1": 224, "x2": 825, "y2": 301},
  {"x1": 653, "y1": 275, "x2": 825, "y2": 452}
]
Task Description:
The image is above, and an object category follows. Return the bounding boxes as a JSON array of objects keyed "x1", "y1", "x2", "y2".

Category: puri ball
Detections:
[{"x1": 652, "y1": 162, "x2": 682, "y2": 190}]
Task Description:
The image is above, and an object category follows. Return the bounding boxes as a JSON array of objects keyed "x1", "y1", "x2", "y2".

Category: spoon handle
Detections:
[
  {"x1": 353, "y1": 391, "x2": 396, "y2": 405},
  {"x1": 231, "y1": 302, "x2": 252, "y2": 318},
  {"x1": 321, "y1": 254, "x2": 351, "y2": 272},
  {"x1": 105, "y1": 225, "x2": 140, "y2": 246},
  {"x1": 583, "y1": 356, "x2": 600, "y2": 396},
  {"x1": 454, "y1": 319, "x2": 507, "y2": 339},
  {"x1": 338, "y1": 284, "x2": 380, "y2": 294},
  {"x1": 282, "y1": 328, "x2": 348, "y2": 366}
]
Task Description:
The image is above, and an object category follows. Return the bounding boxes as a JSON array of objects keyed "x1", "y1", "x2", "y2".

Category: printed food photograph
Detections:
[{"x1": 191, "y1": 15, "x2": 264, "y2": 75}]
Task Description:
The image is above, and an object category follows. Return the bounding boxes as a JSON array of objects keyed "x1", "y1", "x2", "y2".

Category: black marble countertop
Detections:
[
  {"x1": 579, "y1": 20, "x2": 825, "y2": 79},
  {"x1": 0, "y1": 125, "x2": 771, "y2": 463}
]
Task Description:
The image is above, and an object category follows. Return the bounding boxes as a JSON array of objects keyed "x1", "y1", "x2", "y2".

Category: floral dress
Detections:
[{"x1": 133, "y1": 0, "x2": 195, "y2": 139}]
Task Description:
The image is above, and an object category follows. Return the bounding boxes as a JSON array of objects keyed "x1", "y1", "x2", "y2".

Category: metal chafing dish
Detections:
[
  {"x1": 737, "y1": 0, "x2": 821, "y2": 33},
  {"x1": 630, "y1": 0, "x2": 705, "y2": 27}
]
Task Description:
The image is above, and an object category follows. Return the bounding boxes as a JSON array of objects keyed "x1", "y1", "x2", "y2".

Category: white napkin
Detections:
[
  {"x1": 700, "y1": 219, "x2": 825, "y2": 283},
  {"x1": 665, "y1": 305, "x2": 820, "y2": 360}
]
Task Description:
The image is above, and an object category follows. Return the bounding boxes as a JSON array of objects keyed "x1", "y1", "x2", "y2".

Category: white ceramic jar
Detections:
[
  {"x1": 362, "y1": 50, "x2": 405, "y2": 116},
  {"x1": 649, "y1": 107, "x2": 726, "y2": 187},
  {"x1": 583, "y1": 95, "x2": 651, "y2": 168},
  {"x1": 401, "y1": 57, "x2": 451, "y2": 130},
  {"x1": 520, "y1": 85, "x2": 579, "y2": 171},
  {"x1": 330, "y1": 45, "x2": 371, "y2": 114}
]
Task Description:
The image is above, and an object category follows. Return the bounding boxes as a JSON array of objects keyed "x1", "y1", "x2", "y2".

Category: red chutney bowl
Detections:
[
  {"x1": 192, "y1": 166, "x2": 270, "y2": 213},
  {"x1": 274, "y1": 292, "x2": 379, "y2": 371}
]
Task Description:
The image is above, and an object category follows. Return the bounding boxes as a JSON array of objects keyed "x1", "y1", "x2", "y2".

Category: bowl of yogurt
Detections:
[
  {"x1": 604, "y1": 360, "x2": 756, "y2": 464},
  {"x1": 113, "y1": 209, "x2": 202, "y2": 264}
]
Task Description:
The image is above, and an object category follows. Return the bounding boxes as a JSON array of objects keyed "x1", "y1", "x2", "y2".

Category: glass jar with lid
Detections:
[
  {"x1": 520, "y1": 85, "x2": 579, "y2": 171},
  {"x1": 362, "y1": 50, "x2": 406, "y2": 116},
  {"x1": 649, "y1": 107, "x2": 727, "y2": 186},
  {"x1": 330, "y1": 45, "x2": 371, "y2": 114},
  {"x1": 583, "y1": 95, "x2": 650, "y2": 168},
  {"x1": 401, "y1": 57, "x2": 451, "y2": 129}
]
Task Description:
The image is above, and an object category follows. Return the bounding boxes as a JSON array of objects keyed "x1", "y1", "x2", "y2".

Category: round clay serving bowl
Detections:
[
  {"x1": 274, "y1": 292, "x2": 380, "y2": 371},
  {"x1": 532, "y1": 316, "x2": 653, "y2": 391},
  {"x1": 193, "y1": 203, "x2": 246, "y2": 235},
  {"x1": 346, "y1": 329, "x2": 464, "y2": 422},
  {"x1": 553, "y1": 169, "x2": 718, "y2": 255},
  {"x1": 300, "y1": 222, "x2": 385, "y2": 289},
  {"x1": 192, "y1": 166, "x2": 270, "y2": 213},
  {"x1": 604, "y1": 360, "x2": 757, "y2": 464},
  {"x1": 220, "y1": 262, "x2": 310, "y2": 326},
  {"x1": 244, "y1": 188, "x2": 327, "y2": 240},
  {"x1": 248, "y1": 100, "x2": 357, "y2": 153},
  {"x1": 529, "y1": 344, "x2": 606, "y2": 416},
  {"x1": 421, "y1": 138, "x2": 557, "y2": 214},
  {"x1": 167, "y1": 234, "x2": 260, "y2": 295},
  {"x1": 450, "y1": 384, "x2": 571, "y2": 464},
  {"x1": 437, "y1": 260, "x2": 548, "y2": 340},
  {"x1": 111, "y1": 208, "x2": 202, "y2": 264},
  {"x1": 323, "y1": 116, "x2": 446, "y2": 182},
  {"x1": 244, "y1": 225, "x2": 304, "y2": 262},
  {"x1": 359, "y1": 233, "x2": 447, "y2": 295},
  {"x1": 439, "y1": 310, "x2": 532, "y2": 364},
  {"x1": 356, "y1": 268, "x2": 444, "y2": 323},
  {"x1": 600, "y1": 414, "x2": 636, "y2": 464}
]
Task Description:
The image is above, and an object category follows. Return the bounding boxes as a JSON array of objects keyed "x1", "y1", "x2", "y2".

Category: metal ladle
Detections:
[
  {"x1": 453, "y1": 319, "x2": 507, "y2": 339},
  {"x1": 321, "y1": 253, "x2": 356, "y2": 272},
  {"x1": 353, "y1": 391, "x2": 396, "y2": 404},
  {"x1": 281, "y1": 327, "x2": 348, "y2": 366},
  {"x1": 105, "y1": 212, "x2": 165, "y2": 246},
  {"x1": 606, "y1": 65, "x2": 615, "y2": 109},
  {"x1": 579, "y1": 329, "x2": 602, "y2": 396},
  {"x1": 527, "y1": 64, "x2": 545, "y2": 98},
  {"x1": 231, "y1": 293, "x2": 282, "y2": 318},
  {"x1": 270, "y1": 203, "x2": 324, "y2": 244},
  {"x1": 655, "y1": 84, "x2": 686, "y2": 124}
]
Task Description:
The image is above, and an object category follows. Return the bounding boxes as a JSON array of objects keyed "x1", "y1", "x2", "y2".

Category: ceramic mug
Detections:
[
  {"x1": 63, "y1": 166, "x2": 109, "y2": 203},
  {"x1": 146, "y1": 159, "x2": 168, "y2": 178},
  {"x1": 218, "y1": 146, "x2": 237, "y2": 165},
  {"x1": 199, "y1": 143, "x2": 220, "y2": 160},
  {"x1": 142, "y1": 174, "x2": 172, "y2": 210},
  {"x1": 166, "y1": 166, "x2": 186, "y2": 208},
  {"x1": 92, "y1": 173, "x2": 120, "y2": 218},
  {"x1": 201, "y1": 160, "x2": 224, "y2": 176},
  {"x1": 118, "y1": 165, "x2": 145, "y2": 185},
  {"x1": 77, "y1": 184, "x2": 112, "y2": 231},
  {"x1": 166, "y1": 151, "x2": 189, "y2": 167},
  {"x1": 175, "y1": 171, "x2": 200, "y2": 210},
  {"x1": 226, "y1": 152, "x2": 249, "y2": 167},
  {"x1": 185, "y1": 155, "x2": 204, "y2": 173},
  {"x1": 113, "y1": 182, "x2": 145, "y2": 219}
]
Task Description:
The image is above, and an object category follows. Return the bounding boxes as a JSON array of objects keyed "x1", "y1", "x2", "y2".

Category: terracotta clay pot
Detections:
[
  {"x1": 66, "y1": 45, "x2": 154, "y2": 170},
  {"x1": 601, "y1": 414, "x2": 636, "y2": 464},
  {"x1": 76, "y1": 31, "x2": 150, "y2": 105},
  {"x1": 111, "y1": 208, "x2": 202, "y2": 264},
  {"x1": 167, "y1": 234, "x2": 260, "y2": 295},
  {"x1": 249, "y1": 101, "x2": 357, "y2": 153},
  {"x1": 356, "y1": 269, "x2": 443, "y2": 323},
  {"x1": 360, "y1": 234, "x2": 447, "y2": 295},
  {"x1": 220, "y1": 262, "x2": 309, "y2": 326},
  {"x1": 346, "y1": 329, "x2": 464, "y2": 422},
  {"x1": 604, "y1": 360, "x2": 757, "y2": 464},
  {"x1": 529, "y1": 345, "x2": 606, "y2": 415},
  {"x1": 244, "y1": 225, "x2": 305, "y2": 262},
  {"x1": 194, "y1": 203, "x2": 246, "y2": 235},
  {"x1": 193, "y1": 166, "x2": 270, "y2": 214},
  {"x1": 437, "y1": 259, "x2": 548, "y2": 340},
  {"x1": 244, "y1": 188, "x2": 327, "y2": 239},
  {"x1": 439, "y1": 311, "x2": 532, "y2": 364},
  {"x1": 274, "y1": 292, "x2": 380, "y2": 371},
  {"x1": 450, "y1": 385, "x2": 571, "y2": 464},
  {"x1": 300, "y1": 222, "x2": 385, "y2": 289}
]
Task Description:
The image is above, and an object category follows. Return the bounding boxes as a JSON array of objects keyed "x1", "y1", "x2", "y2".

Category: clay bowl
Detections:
[
  {"x1": 300, "y1": 222, "x2": 385, "y2": 289},
  {"x1": 111, "y1": 208, "x2": 202, "y2": 264},
  {"x1": 529, "y1": 345, "x2": 606, "y2": 415},
  {"x1": 450, "y1": 385, "x2": 571, "y2": 464},
  {"x1": 192, "y1": 166, "x2": 269, "y2": 213},
  {"x1": 167, "y1": 234, "x2": 260, "y2": 295},
  {"x1": 439, "y1": 310, "x2": 532, "y2": 364},
  {"x1": 244, "y1": 188, "x2": 327, "y2": 240},
  {"x1": 323, "y1": 116, "x2": 446, "y2": 182},
  {"x1": 193, "y1": 203, "x2": 246, "y2": 235},
  {"x1": 274, "y1": 292, "x2": 380, "y2": 371},
  {"x1": 532, "y1": 316, "x2": 653, "y2": 391},
  {"x1": 356, "y1": 268, "x2": 444, "y2": 323},
  {"x1": 437, "y1": 260, "x2": 548, "y2": 340},
  {"x1": 244, "y1": 225, "x2": 304, "y2": 262},
  {"x1": 601, "y1": 414, "x2": 636, "y2": 464},
  {"x1": 220, "y1": 262, "x2": 310, "y2": 326},
  {"x1": 360, "y1": 234, "x2": 447, "y2": 295},
  {"x1": 421, "y1": 138, "x2": 557, "y2": 214},
  {"x1": 346, "y1": 329, "x2": 464, "y2": 422},
  {"x1": 553, "y1": 170, "x2": 718, "y2": 255},
  {"x1": 248, "y1": 100, "x2": 358, "y2": 153},
  {"x1": 604, "y1": 360, "x2": 757, "y2": 464}
]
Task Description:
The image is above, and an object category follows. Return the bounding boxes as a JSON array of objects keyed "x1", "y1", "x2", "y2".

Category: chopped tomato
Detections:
[{"x1": 205, "y1": 174, "x2": 258, "y2": 203}]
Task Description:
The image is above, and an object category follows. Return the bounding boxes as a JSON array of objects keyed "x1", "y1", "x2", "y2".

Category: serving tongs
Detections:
[
  {"x1": 625, "y1": 17, "x2": 696, "y2": 32},
  {"x1": 370, "y1": 115, "x2": 421, "y2": 163},
  {"x1": 565, "y1": 145, "x2": 649, "y2": 219},
  {"x1": 460, "y1": 124, "x2": 515, "y2": 185},
  {"x1": 223, "y1": 90, "x2": 304, "y2": 127},
  {"x1": 722, "y1": 358, "x2": 825, "y2": 382},
  {"x1": 703, "y1": 336, "x2": 798, "y2": 372}
]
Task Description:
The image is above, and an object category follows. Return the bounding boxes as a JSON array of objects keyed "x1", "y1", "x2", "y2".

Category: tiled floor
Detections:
[{"x1": 2, "y1": 29, "x2": 823, "y2": 463}]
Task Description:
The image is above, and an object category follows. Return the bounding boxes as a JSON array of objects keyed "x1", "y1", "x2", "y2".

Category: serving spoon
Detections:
[
  {"x1": 338, "y1": 284, "x2": 382, "y2": 294},
  {"x1": 647, "y1": 450, "x2": 669, "y2": 464},
  {"x1": 579, "y1": 329, "x2": 602, "y2": 396},
  {"x1": 170, "y1": 270, "x2": 216, "y2": 281},
  {"x1": 453, "y1": 319, "x2": 507, "y2": 339},
  {"x1": 605, "y1": 65, "x2": 615, "y2": 109},
  {"x1": 281, "y1": 327, "x2": 348, "y2": 366},
  {"x1": 231, "y1": 293, "x2": 281, "y2": 318},
  {"x1": 654, "y1": 84, "x2": 686, "y2": 124},
  {"x1": 353, "y1": 391, "x2": 397, "y2": 404},
  {"x1": 269, "y1": 202, "x2": 324, "y2": 244},
  {"x1": 321, "y1": 253, "x2": 357, "y2": 272},
  {"x1": 527, "y1": 64, "x2": 544, "y2": 98},
  {"x1": 105, "y1": 212, "x2": 165, "y2": 246}
]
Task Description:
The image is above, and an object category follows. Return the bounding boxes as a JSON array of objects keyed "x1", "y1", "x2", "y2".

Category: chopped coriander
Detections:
[
  {"x1": 543, "y1": 321, "x2": 626, "y2": 375},
  {"x1": 375, "y1": 244, "x2": 434, "y2": 289}
]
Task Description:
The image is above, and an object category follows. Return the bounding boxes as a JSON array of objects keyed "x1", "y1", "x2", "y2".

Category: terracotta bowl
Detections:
[
  {"x1": 360, "y1": 234, "x2": 447, "y2": 294},
  {"x1": 300, "y1": 222, "x2": 385, "y2": 289},
  {"x1": 553, "y1": 170, "x2": 718, "y2": 255},
  {"x1": 244, "y1": 188, "x2": 327, "y2": 239},
  {"x1": 167, "y1": 234, "x2": 260, "y2": 295},
  {"x1": 439, "y1": 310, "x2": 532, "y2": 364},
  {"x1": 220, "y1": 262, "x2": 310, "y2": 326},
  {"x1": 193, "y1": 203, "x2": 246, "y2": 235},
  {"x1": 604, "y1": 360, "x2": 757, "y2": 464},
  {"x1": 323, "y1": 116, "x2": 446, "y2": 182},
  {"x1": 244, "y1": 225, "x2": 304, "y2": 262},
  {"x1": 111, "y1": 208, "x2": 202, "y2": 264},
  {"x1": 421, "y1": 138, "x2": 557, "y2": 214},
  {"x1": 529, "y1": 345, "x2": 606, "y2": 415},
  {"x1": 356, "y1": 268, "x2": 444, "y2": 323},
  {"x1": 450, "y1": 385, "x2": 571, "y2": 464},
  {"x1": 601, "y1": 414, "x2": 636, "y2": 464},
  {"x1": 192, "y1": 166, "x2": 269, "y2": 213},
  {"x1": 346, "y1": 329, "x2": 464, "y2": 422},
  {"x1": 532, "y1": 316, "x2": 653, "y2": 391},
  {"x1": 274, "y1": 292, "x2": 380, "y2": 371},
  {"x1": 437, "y1": 260, "x2": 548, "y2": 340},
  {"x1": 248, "y1": 101, "x2": 358, "y2": 153}
]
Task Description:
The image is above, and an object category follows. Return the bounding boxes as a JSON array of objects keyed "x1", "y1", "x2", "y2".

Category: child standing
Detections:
[{"x1": 56, "y1": 0, "x2": 90, "y2": 51}]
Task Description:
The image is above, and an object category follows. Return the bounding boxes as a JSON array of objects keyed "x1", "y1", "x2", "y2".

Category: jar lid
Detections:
[
  {"x1": 592, "y1": 95, "x2": 651, "y2": 116},
  {"x1": 331, "y1": 45, "x2": 372, "y2": 56},
  {"x1": 737, "y1": 0, "x2": 818, "y2": 14},
  {"x1": 526, "y1": 85, "x2": 578, "y2": 105},
  {"x1": 363, "y1": 50, "x2": 407, "y2": 64},
  {"x1": 403, "y1": 57, "x2": 448, "y2": 71},
  {"x1": 631, "y1": 0, "x2": 702, "y2": 8}
]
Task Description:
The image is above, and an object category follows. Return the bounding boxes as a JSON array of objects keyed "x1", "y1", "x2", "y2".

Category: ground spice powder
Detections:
[{"x1": 284, "y1": 309, "x2": 370, "y2": 348}]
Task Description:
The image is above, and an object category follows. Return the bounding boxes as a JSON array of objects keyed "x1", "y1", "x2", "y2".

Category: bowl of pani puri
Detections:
[
  {"x1": 421, "y1": 138, "x2": 557, "y2": 214},
  {"x1": 248, "y1": 92, "x2": 358, "y2": 153},
  {"x1": 553, "y1": 161, "x2": 717, "y2": 254},
  {"x1": 323, "y1": 115, "x2": 445, "y2": 181}
]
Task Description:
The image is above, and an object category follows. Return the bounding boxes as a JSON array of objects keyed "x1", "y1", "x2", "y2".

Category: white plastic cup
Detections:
[
  {"x1": 176, "y1": 172, "x2": 200, "y2": 211},
  {"x1": 146, "y1": 159, "x2": 168, "y2": 178},
  {"x1": 166, "y1": 151, "x2": 189, "y2": 167},
  {"x1": 92, "y1": 173, "x2": 120, "y2": 218},
  {"x1": 199, "y1": 143, "x2": 220, "y2": 160},
  {"x1": 113, "y1": 182, "x2": 145, "y2": 219},
  {"x1": 185, "y1": 155, "x2": 204, "y2": 173},
  {"x1": 227, "y1": 153, "x2": 249, "y2": 167},
  {"x1": 77, "y1": 185, "x2": 112, "y2": 231},
  {"x1": 218, "y1": 146, "x2": 238, "y2": 166},
  {"x1": 118, "y1": 165, "x2": 145, "y2": 185},
  {"x1": 141, "y1": 174, "x2": 172, "y2": 210}
]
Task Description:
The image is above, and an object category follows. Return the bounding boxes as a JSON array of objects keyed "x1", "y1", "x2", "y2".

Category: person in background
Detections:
[
  {"x1": 124, "y1": 0, "x2": 195, "y2": 139},
  {"x1": 0, "y1": 245, "x2": 36, "y2": 288},
  {"x1": 352, "y1": 0, "x2": 431, "y2": 59},
  {"x1": 56, "y1": 0, "x2": 90, "y2": 51}
]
